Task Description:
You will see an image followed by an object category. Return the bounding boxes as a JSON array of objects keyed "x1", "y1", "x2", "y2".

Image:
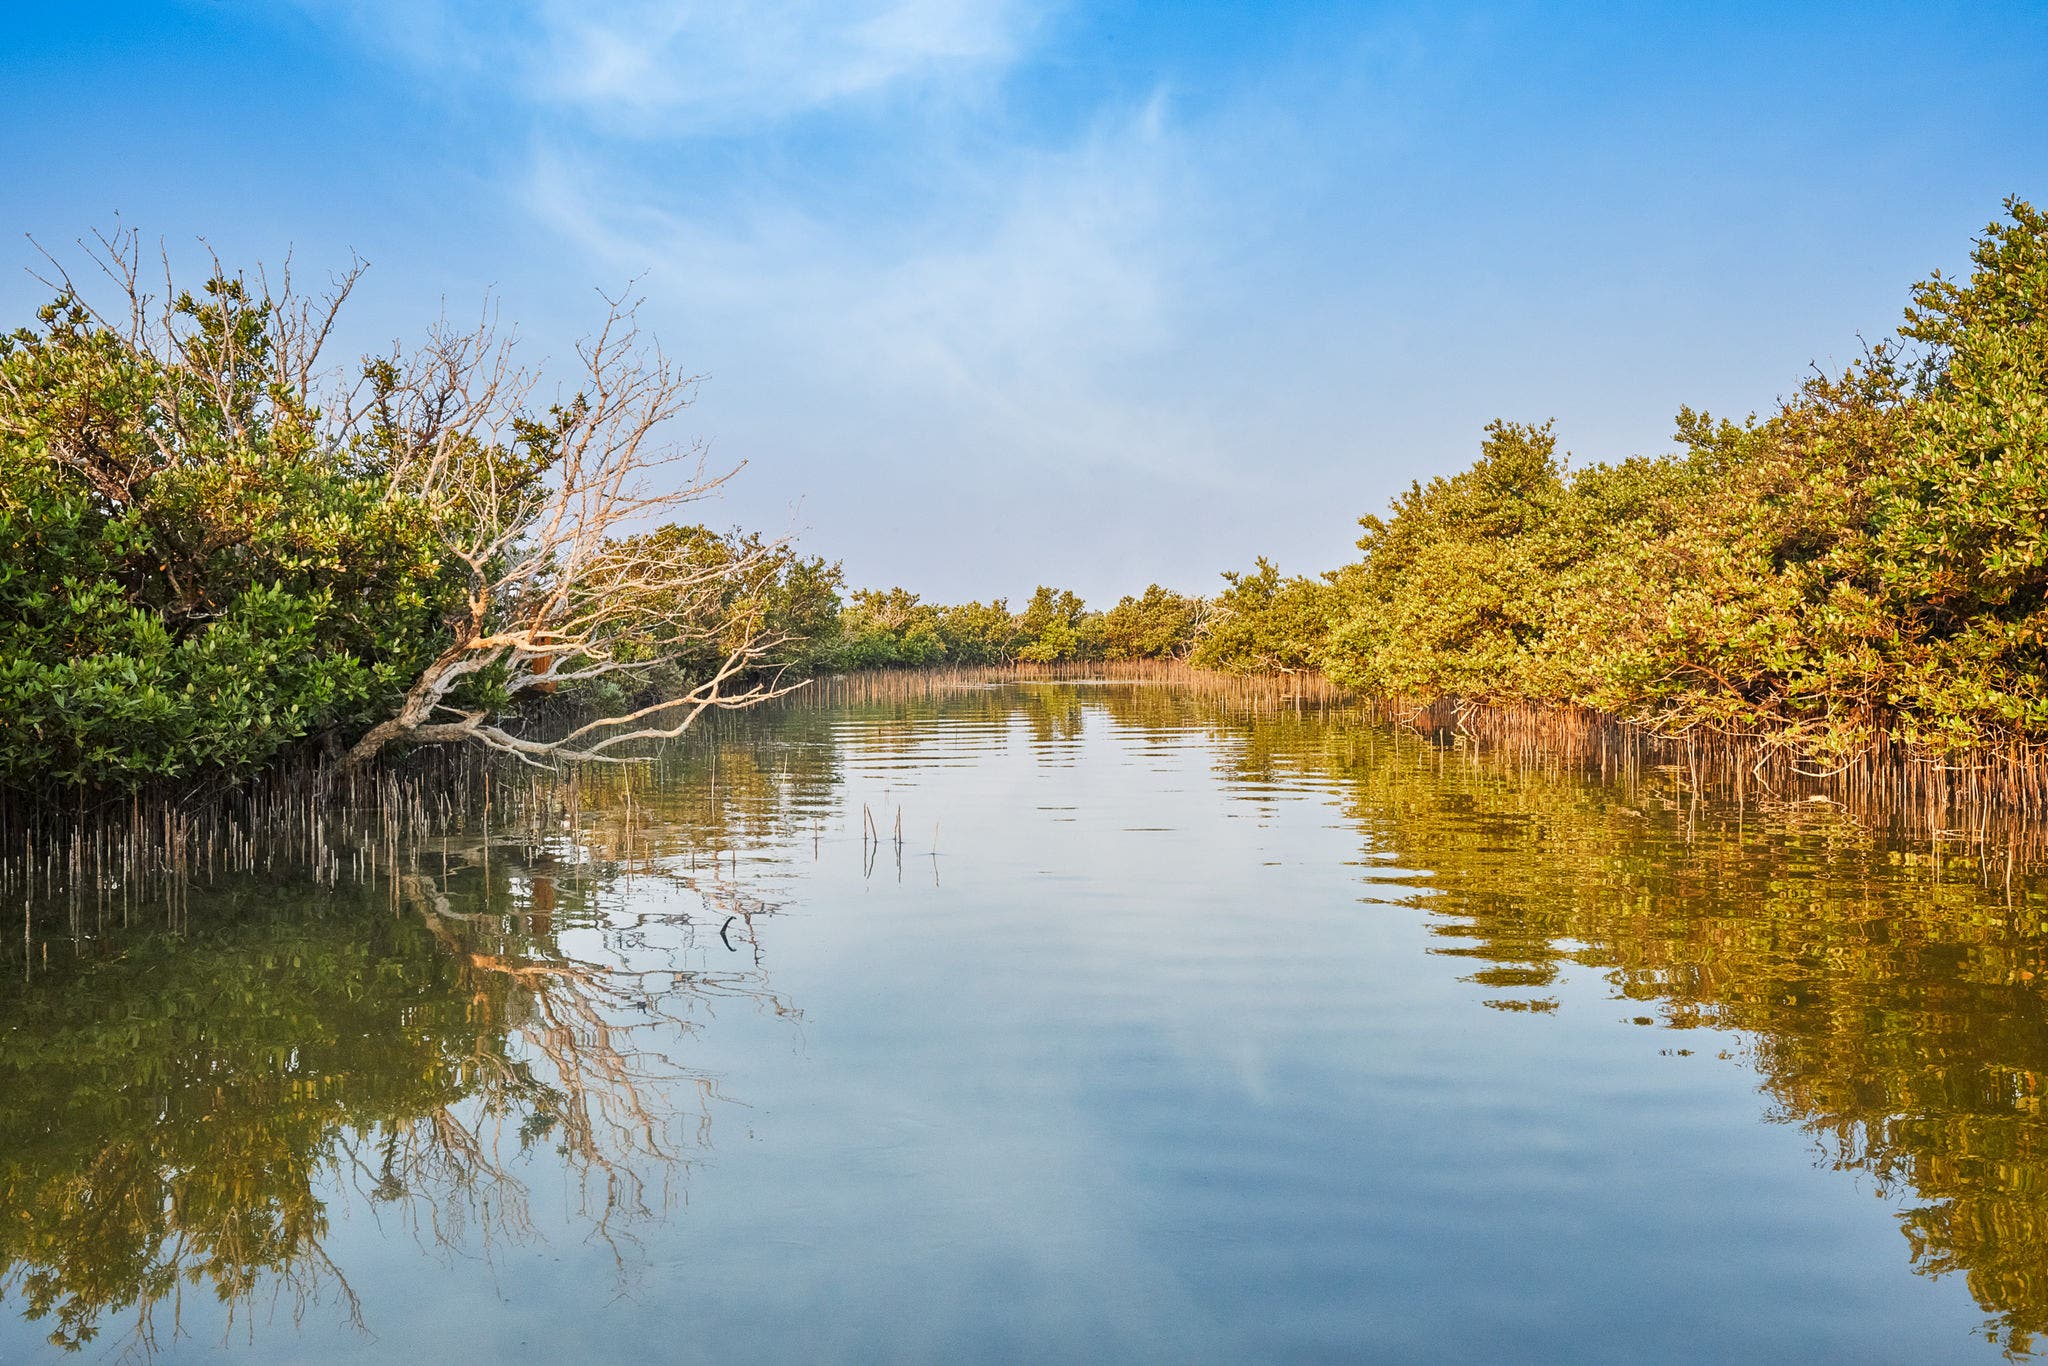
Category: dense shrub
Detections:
[
  {"x1": 1197, "y1": 198, "x2": 2048, "y2": 760},
  {"x1": 0, "y1": 287, "x2": 461, "y2": 789}
]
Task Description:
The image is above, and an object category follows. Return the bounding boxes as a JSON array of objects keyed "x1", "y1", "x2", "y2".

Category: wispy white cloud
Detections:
[
  {"x1": 520, "y1": 89, "x2": 1230, "y2": 486},
  {"x1": 295, "y1": 0, "x2": 1044, "y2": 130},
  {"x1": 285, "y1": 0, "x2": 1296, "y2": 597}
]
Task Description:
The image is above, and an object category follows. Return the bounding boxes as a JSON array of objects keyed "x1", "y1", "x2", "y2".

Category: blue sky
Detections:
[{"x1": 4, "y1": 1, "x2": 2045, "y2": 602}]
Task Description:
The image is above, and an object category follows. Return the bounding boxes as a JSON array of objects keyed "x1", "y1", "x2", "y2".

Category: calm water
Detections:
[{"x1": 5, "y1": 682, "x2": 2047, "y2": 1362}]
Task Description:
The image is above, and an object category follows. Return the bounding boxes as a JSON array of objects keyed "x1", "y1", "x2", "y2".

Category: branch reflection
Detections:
[{"x1": 0, "y1": 830, "x2": 796, "y2": 1355}]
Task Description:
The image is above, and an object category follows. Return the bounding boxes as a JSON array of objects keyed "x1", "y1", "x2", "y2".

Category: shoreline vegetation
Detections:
[
  {"x1": 8, "y1": 664, "x2": 2048, "y2": 928},
  {"x1": 3, "y1": 201, "x2": 2046, "y2": 836}
]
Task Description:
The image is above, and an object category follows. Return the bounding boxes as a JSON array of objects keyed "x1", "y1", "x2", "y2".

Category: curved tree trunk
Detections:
[{"x1": 337, "y1": 645, "x2": 498, "y2": 773}]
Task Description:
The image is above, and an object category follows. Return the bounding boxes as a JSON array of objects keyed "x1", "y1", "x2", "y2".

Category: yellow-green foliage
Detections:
[
  {"x1": 1189, "y1": 559, "x2": 1333, "y2": 674},
  {"x1": 1202, "y1": 199, "x2": 2048, "y2": 759},
  {"x1": 828, "y1": 582, "x2": 1205, "y2": 669},
  {"x1": 1099, "y1": 584, "x2": 1204, "y2": 661}
]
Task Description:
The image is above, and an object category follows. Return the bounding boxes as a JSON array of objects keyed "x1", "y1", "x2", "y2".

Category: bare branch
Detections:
[{"x1": 335, "y1": 288, "x2": 793, "y2": 771}]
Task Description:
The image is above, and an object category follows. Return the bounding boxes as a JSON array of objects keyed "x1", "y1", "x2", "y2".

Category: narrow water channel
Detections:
[{"x1": 4, "y1": 682, "x2": 2044, "y2": 1361}]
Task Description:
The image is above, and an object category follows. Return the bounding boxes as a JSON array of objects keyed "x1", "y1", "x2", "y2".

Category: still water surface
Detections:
[{"x1": 4, "y1": 682, "x2": 2047, "y2": 1361}]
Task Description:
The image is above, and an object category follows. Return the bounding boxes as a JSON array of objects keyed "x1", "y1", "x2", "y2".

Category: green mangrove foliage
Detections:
[
  {"x1": 1196, "y1": 199, "x2": 2048, "y2": 762},
  {"x1": 827, "y1": 582, "x2": 1208, "y2": 669},
  {"x1": 0, "y1": 284, "x2": 461, "y2": 789},
  {"x1": 0, "y1": 238, "x2": 802, "y2": 797},
  {"x1": 599, "y1": 524, "x2": 846, "y2": 698},
  {"x1": 1188, "y1": 558, "x2": 1335, "y2": 674}
]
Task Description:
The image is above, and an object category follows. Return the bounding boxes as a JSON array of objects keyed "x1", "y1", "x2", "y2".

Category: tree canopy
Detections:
[{"x1": 1196, "y1": 199, "x2": 2048, "y2": 764}]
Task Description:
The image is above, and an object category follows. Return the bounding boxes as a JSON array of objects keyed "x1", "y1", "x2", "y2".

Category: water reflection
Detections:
[
  {"x1": 1083, "y1": 688, "x2": 2048, "y2": 1358},
  {"x1": 4, "y1": 681, "x2": 2048, "y2": 1359},
  {"x1": 0, "y1": 831, "x2": 794, "y2": 1354}
]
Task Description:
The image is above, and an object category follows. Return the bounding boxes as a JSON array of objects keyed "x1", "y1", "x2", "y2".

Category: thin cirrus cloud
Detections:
[
  {"x1": 518, "y1": 90, "x2": 1227, "y2": 484},
  {"x1": 284, "y1": 0, "x2": 1327, "y2": 598},
  {"x1": 283, "y1": 0, "x2": 1255, "y2": 597},
  {"x1": 296, "y1": 0, "x2": 1045, "y2": 129}
]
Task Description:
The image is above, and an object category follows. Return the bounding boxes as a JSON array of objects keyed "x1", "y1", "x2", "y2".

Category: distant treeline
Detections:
[{"x1": 741, "y1": 581, "x2": 1213, "y2": 673}]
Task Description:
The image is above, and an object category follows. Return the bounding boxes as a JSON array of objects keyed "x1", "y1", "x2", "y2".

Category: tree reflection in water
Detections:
[
  {"x1": 0, "y1": 828, "x2": 796, "y2": 1355},
  {"x1": 7, "y1": 683, "x2": 2048, "y2": 1357},
  {"x1": 1127, "y1": 691, "x2": 2048, "y2": 1360},
  {"x1": 795, "y1": 673, "x2": 2048, "y2": 1361}
]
